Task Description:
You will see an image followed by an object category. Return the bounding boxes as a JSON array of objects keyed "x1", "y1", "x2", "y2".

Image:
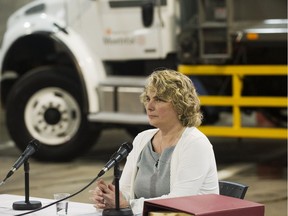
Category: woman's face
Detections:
[{"x1": 144, "y1": 90, "x2": 179, "y2": 129}]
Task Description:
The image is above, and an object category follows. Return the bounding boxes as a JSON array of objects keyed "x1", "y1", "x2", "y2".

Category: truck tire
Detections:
[{"x1": 6, "y1": 67, "x2": 99, "y2": 161}]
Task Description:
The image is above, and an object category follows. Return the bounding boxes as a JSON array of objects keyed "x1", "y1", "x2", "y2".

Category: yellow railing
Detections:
[{"x1": 178, "y1": 65, "x2": 287, "y2": 139}]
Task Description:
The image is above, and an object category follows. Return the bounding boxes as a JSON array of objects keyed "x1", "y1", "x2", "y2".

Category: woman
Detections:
[{"x1": 90, "y1": 69, "x2": 219, "y2": 215}]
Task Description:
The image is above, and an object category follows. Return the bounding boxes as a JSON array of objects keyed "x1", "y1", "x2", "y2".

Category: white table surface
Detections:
[{"x1": 0, "y1": 194, "x2": 100, "y2": 216}]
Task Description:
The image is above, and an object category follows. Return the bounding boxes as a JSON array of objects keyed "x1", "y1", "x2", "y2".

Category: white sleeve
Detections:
[
  {"x1": 120, "y1": 130, "x2": 156, "y2": 201},
  {"x1": 119, "y1": 140, "x2": 138, "y2": 201},
  {"x1": 169, "y1": 137, "x2": 215, "y2": 196}
]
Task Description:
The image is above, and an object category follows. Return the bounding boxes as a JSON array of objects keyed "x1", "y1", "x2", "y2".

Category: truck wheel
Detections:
[{"x1": 6, "y1": 67, "x2": 99, "y2": 161}]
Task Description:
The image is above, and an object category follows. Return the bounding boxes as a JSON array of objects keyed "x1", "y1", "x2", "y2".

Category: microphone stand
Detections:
[
  {"x1": 13, "y1": 160, "x2": 42, "y2": 210},
  {"x1": 103, "y1": 163, "x2": 133, "y2": 216}
]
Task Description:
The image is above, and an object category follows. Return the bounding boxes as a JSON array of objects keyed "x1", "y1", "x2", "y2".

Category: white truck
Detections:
[{"x1": 1, "y1": 0, "x2": 286, "y2": 161}]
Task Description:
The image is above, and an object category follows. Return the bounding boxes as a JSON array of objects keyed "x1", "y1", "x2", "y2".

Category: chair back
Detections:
[{"x1": 219, "y1": 180, "x2": 248, "y2": 199}]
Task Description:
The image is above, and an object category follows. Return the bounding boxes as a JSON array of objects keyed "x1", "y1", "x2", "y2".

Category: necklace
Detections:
[{"x1": 158, "y1": 127, "x2": 185, "y2": 153}]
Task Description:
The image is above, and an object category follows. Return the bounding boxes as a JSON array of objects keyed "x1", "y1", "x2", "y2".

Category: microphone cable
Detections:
[{"x1": 14, "y1": 171, "x2": 103, "y2": 216}]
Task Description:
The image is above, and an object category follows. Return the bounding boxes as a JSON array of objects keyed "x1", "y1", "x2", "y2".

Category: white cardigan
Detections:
[{"x1": 119, "y1": 127, "x2": 219, "y2": 215}]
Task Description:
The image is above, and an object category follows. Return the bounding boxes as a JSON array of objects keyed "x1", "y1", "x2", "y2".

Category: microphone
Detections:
[
  {"x1": 98, "y1": 142, "x2": 133, "y2": 177},
  {"x1": 1, "y1": 139, "x2": 40, "y2": 184}
]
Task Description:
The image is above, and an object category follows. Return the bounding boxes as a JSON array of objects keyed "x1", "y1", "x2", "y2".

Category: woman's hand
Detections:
[
  {"x1": 90, "y1": 179, "x2": 129, "y2": 209},
  {"x1": 90, "y1": 179, "x2": 107, "y2": 209}
]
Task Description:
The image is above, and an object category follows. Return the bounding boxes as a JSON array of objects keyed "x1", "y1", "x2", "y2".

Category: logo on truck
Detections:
[{"x1": 103, "y1": 37, "x2": 135, "y2": 45}]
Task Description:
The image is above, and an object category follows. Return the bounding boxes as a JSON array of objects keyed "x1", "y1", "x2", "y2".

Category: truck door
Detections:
[{"x1": 97, "y1": 0, "x2": 167, "y2": 60}]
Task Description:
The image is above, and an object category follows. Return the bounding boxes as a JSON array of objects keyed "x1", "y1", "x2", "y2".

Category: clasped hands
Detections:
[{"x1": 90, "y1": 179, "x2": 129, "y2": 209}]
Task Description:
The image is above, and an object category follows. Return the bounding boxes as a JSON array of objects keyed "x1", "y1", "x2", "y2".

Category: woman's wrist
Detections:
[{"x1": 120, "y1": 198, "x2": 130, "y2": 208}]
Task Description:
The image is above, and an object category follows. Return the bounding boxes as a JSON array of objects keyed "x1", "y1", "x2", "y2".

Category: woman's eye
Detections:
[{"x1": 155, "y1": 97, "x2": 165, "y2": 102}]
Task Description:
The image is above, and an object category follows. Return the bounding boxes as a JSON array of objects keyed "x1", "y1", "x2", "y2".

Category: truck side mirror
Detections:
[{"x1": 141, "y1": 2, "x2": 154, "y2": 27}]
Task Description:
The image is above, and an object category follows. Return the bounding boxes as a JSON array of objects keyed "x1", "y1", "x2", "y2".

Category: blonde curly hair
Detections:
[{"x1": 140, "y1": 69, "x2": 203, "y2": 127}]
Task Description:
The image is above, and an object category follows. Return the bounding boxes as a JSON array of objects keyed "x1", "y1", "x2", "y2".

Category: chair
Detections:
[{"x1": 219, "y1": 180, "x2": 248, "y2": 199}]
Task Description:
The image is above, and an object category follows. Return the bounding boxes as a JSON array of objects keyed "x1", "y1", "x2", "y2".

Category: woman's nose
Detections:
[{"x1": 146, "y1": 100, "x2": 155, "y2": 110}]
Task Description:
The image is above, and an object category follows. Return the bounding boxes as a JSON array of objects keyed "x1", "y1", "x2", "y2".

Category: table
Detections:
[{"x1": 0, "y1": 194, "x2": 100, "y2": 216}]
